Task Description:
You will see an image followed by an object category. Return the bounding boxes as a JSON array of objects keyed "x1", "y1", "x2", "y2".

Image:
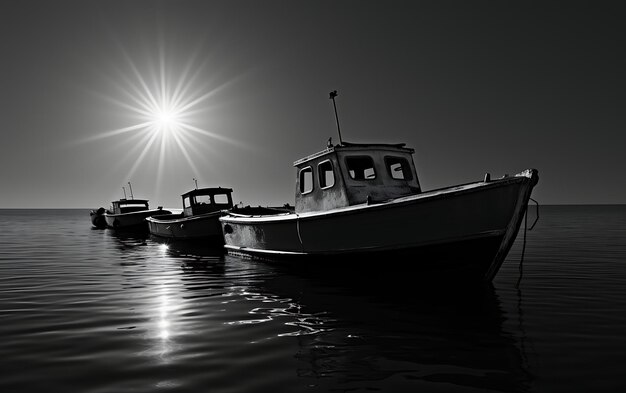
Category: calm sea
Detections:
[{"x1": 1, "y1": 206, "x2": 625, "y2": 392}]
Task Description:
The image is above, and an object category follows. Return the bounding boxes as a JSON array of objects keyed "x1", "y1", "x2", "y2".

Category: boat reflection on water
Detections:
[
  {"x1": 106, "y1": 228, "x2": 150, "y2": 251},
  {"x1": 259, "y1": 264, "x2": 532, "y2": 392},
  {"x1": 105, "y1": 227, "x2": 225, "y2": 259},
  {"x1": 174, "y1": 251, "x2": 532, "y2": 392},
  {"x1": 149, "y1": 236, "x2": 226, "y2": 261},
  {"x1": 103, "y1": 227, "x2": 532, "y2": 392}
]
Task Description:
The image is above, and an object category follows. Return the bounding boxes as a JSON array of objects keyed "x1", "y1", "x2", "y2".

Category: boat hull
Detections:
[
  {"x1": 104, "y1": 209, "x2": 172, "y2": 231},
  {"x1": 220, "y1": 170, "x2": 538, "y2": 281},
  {"x1": 146, "y1": 211, "x2": 225, "y2": 243}
]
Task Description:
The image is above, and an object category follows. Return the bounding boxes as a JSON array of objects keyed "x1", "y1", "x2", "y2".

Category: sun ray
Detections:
[
  {"x1": 159, "y1": 47, "x2": 168, "y2": 117},
  {"x1": 170, "y1": 70, "x2": 212, "y2": 112},
  {"x1": 170, "y1": 53, "x2": 201, "y2": 111},
  {"x1": 174, "y1": 75, "x2": 244, "y2": 116},
  {"x1": 121, "y1": 48, "x2": 161, "y2": 114},
  {"x1": 109, "y1": 127, "x2": 160, "y2": 173},
  {"x1": 111, "y1": 53, "x2": 151, "y2": 109},
  {"x1": 126, "y1": 130, "x2": 161, "y2": 180},
  {"x1": 169, "y1": 46, "x2": 213, "y2": 111},
  {"x1": 75, "y1": 122, "x2": 153, "y2": 145},
  {"x1": 172, "y1": 133, "x2": 221, "y2": 178},
  {"x1": 171, "y1": 128, "x2": 203, "y2": 177},
  {"x1": 113, "y1": 82, "x2": 159, "y2": 118},
  {"x1": 179, "y1": 122, "x2": 250, "y2": 149},
  {"x1": 155, "y1": 130, "x2": 167, "y2": 194}
]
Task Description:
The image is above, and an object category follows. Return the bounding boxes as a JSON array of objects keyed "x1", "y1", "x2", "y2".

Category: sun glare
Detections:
[
  {"x1": 79, "y1": 45, "x2": 248, "y2": 194},
  {"x1": 151, "y1": 105, "x2": 181, "y2": 135}
]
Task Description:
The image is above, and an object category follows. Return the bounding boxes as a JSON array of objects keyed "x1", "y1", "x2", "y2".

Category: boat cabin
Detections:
[
  {"x1": 294, "y1": 142, "x2": 421, "y2": 213},
  {"x1": 182, "y1": 187, "x2": 234, "y2": 217},
  {"x1": 110, "y1": 199, "x2": 150, "y2": 214}
]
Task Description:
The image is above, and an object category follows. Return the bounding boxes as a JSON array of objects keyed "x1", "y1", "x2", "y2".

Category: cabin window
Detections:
[
  {"x1": 183, "y1": 195, "x2": 192, "y2": 208},
  {"x1": 385, "y1": 156, "x2": 413, "y2": 180},
  {"x1": 195, "y1": 194, "x2": 212, "y2": 205},
  {"x1": 213, "y1": 194, "x2": 230, "y2": 205},
  {"x1": 300, "y1": 166, "x2": 314, "y2": 194},
  {"x1": 318, "y1": 160, "x2": 335, "y2": 189},
  {"x1": 346, "y1": 156, "x2": 376, "y2": 180},
  {"x1": 119, "y1": 201, "x2": 149, "y2": 213}
]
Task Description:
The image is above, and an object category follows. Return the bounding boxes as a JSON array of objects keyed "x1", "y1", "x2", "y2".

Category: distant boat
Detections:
[
  {"x1": 103, "y1": 198, "x2": 171, "y2": 231},
  {"x1": 219, "y1": 140, "x2": 539, "y2": 282},
  {"x1": 146, "y1": 187, "x2": 234, "y2": 244},
  {"x1": 89, "y1": 207, "x2": 107, "y2": 229}
]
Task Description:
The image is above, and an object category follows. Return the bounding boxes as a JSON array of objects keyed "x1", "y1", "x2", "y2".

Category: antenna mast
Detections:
[
  {"x1": 193, "y1": 178, "x2": 198, "y2": 189},
  {"x1": 329, "y1": 90, "x2": 343, "y2": 145},
  {"x1": 122, "y1": 187, "x2": 127, "y2": 199},
  {"x1": 127, "y1": 182, "x2": 134, "y2": 200}
]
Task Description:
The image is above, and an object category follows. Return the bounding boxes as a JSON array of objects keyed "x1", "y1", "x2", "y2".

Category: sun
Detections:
[
  {"x1": 79, "y1": 48, "x2": 243, "y2": 180},
  {"x1": 75, "y1": 43, "x2": 251, "y2": 202},
  {"x1": 155, "y1": 108, "x2": 175, "y2": 128},
  {"x1": 150, "y1": 104, "x2": 181, "y2": 135}
]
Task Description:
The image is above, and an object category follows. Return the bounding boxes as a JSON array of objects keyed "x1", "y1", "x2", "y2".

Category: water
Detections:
[{"x1": 1, "y1": 206, "x2": 625, "y2": 392}]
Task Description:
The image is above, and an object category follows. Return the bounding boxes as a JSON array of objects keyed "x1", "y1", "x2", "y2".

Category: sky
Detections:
[{"x1": 1, "y1": 0, "x2": 624, "y2": 208}]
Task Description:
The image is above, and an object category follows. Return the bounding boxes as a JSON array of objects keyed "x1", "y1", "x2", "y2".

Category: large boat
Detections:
[
  {"x1": 103, "y1": 198, "x2": 171, "y2": 231},
  {"x1": 219, "y1": 139, "x2": 539, "y2": 282},
  {"x1": 146, "y1": 187, "x2": 234, "y2": 243}
]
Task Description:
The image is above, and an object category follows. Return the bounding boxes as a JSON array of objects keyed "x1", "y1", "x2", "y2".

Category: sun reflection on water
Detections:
[
  {"x1": 146, "y1": 282, "x2": 178, "y2": 362},
  {"x1": 158, "y1": 294, "x2": 170, "y2": 340},
  {"x1": 158, "y1": 243, "x2": 170, "y2": 255}
]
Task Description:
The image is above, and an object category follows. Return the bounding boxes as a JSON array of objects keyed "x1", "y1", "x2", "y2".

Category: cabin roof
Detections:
[
  {"x1": 181, "y1": 187, "x2": 233, "y2": 197},
  {"x1": 113, "y1": 199, "x2": 149, "y2": 204},
  {"x1": 293, "y1": 141, "x2": 415, "y2": 166}
]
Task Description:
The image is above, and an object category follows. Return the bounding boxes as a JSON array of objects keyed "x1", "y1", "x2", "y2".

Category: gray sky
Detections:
[{"x1": 1, "y1": 0, "x2": 624, "y2": 208}]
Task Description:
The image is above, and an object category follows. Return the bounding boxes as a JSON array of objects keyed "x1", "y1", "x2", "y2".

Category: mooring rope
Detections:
[
  {"x1": 516, "y1": 198, "x2": 539, "y2": 288},
  {"x1": 295, "y1": 213, "x2": 304, "y2": 252}
]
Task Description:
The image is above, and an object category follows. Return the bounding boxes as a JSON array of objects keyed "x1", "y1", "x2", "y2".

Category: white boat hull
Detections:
[{"x1": 220, "y1": 170, "x2": 538, "y2": 281}]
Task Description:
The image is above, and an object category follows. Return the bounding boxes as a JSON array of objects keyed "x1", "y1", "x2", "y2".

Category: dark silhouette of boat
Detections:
[
  {"x1": 146, "y1": 187, "x2": 234, "y2": 244},
  {"x1": 103, "y1": 198, "x2": 170, "y2": 231},
  {"x1": 89, "y1": 206, "x2": 107, "y2": 229}
]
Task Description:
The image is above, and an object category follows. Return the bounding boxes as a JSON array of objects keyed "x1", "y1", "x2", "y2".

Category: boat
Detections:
[
  {"x1": 90, "y1": 207, "x2": 107, "y2": 229},
  {"x1": 103, "y1": 198, "x2": 171, "y2": 231},
  {"x1": 220, "y1": 140, "x2": 538, "y2": 281},
  {"x1": 146, "y1": 187, "x2": 234, "y2": 243},
  {"x1": 219, "y1": 92, "x2": 538, "y2": 282}
]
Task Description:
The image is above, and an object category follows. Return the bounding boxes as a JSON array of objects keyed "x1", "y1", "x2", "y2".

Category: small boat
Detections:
[
  {"x1": 146, "y1": 187, "x2": 234, "y2": 243},
  {"x1": 90, "y1": 207, "x2": 107, "y2": 229},
  {"x1": 219, "y1": 92, "x2": 538, "y2": 282},
  {"x1": 104, "y1": 198, "x2": 171, "y2": 231}
]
